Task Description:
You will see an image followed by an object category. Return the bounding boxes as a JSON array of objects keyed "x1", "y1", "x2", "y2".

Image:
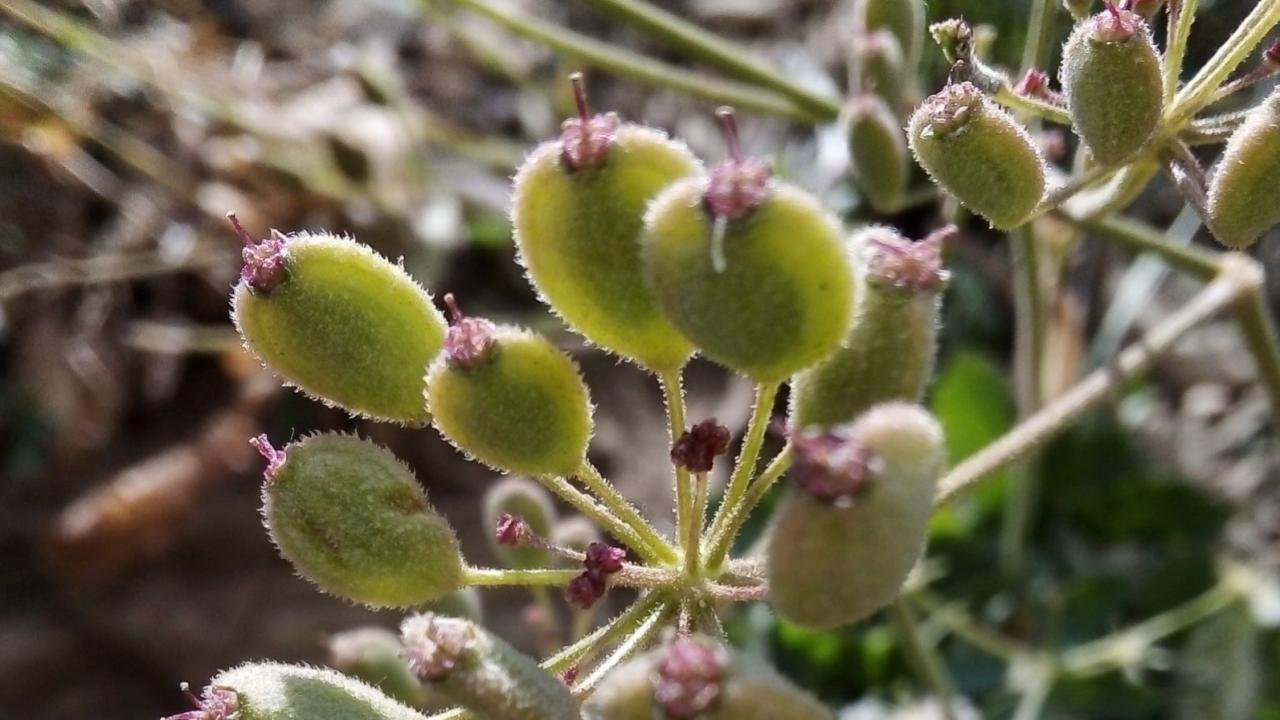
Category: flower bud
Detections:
[
  {"x1": 767, "y1": 403, "x2": 944, "y2": 629},
  {"x1": 790, "y1": 226, "x2": 948, "y2": 428},
  {"x1": 513, "y1": 75, "x2": 700, "y2": 374},
  {"x1": 167, "y1": 663, "x2": 428, "y2": 720},
  {"x1": 844, "y1": 95, "x2": 910, "y2": 214},
  {"x1": 258, "y1": 433, "x2": 463, "y2": 607},
  {"x1": 854, "y1": 0, "x2": 925, "y2": 73},
  {"x1": 1207, "y1": 86, "x2": 1280, "y2": 248},
  {"x1": 484, "y1": 477, "x2": 557, "y2": 569},
  {"x1": 670, "y1": 418, "x2": 732, "y2": 472},
  {"x1": 328, "y1": 628, "x2": 434, "y2": 709},
  {"x1": 1060, "y1": 4, "x2": 1163, "y2": 166},
  {"x1": 642, "y1": 109, "x2": 855, "y2": 382},
  {"x1": 908, "y1": 82, "x2": 1046, "y2": 230},
  {"x1": 426, "y1": 307, "x2": 593, "y2": 476},
  {"x1": 229, "y1": 218, "x2": 446, "y2": 425},
  {"x1": 400, "y1": 613, "x2": 578, "y2": 720}
]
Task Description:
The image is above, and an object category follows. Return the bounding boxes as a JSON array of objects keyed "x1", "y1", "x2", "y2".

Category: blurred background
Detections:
[{"x1": 1, "y1": 0, "x2": 1279, "y2": 718}]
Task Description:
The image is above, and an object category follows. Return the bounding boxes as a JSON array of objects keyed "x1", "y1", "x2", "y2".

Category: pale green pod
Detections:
[
  {"x1": 260, "y1": 433, "x2": 464, "y2": 608},
  {"x1": 791, "y1": 227, "x2": 946, "y2": 429},
  {"x1": 855, "y1": 0, "x2": 925, "y2": 73},
  {"x1": 1207, "y1": 87, "x2": 1280, "y2": 248},
  {"x1": 513, "y1": 125, "x2": 701, "y2": 374},
  {"x1": 484, "y1": 477, "x2": 557, "y2": 568},
  {"x1": 845, "y1": 96, "x2": 910, "y2": 214},
  {"x1": 426, "y1": 326, "x2": 593, "y2": 477},
  {"x1": 196, "y1": 662, "x2": 430, "y2": 720},
  {"x1": 232, "y1": 231, "x2": 446, "y2": 425},
  {"x1": 908, "y1": 82, "x2": 1046, "y2": 230},
  {"x1": 1060, "y1": 6, "x2": 1163, "y2": 166},
  {"x1": 642, "y1": 178, "x2": 855, "y2": 381},
  {"x1": 400, "y1": 613, "x2": 578, "y2": 720},
  {"x1": 851, "y1": 30, "x2": 907, "y2": 108},
  {"x1": 767, "y1": 403, "x2": 944, "y2": 630},
  {"x1": 328, "y1": 628, "x2": 434, "y2": 709}
]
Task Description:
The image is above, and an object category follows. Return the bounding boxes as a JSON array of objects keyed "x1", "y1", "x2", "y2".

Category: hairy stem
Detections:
[
  {"x1": 993, "y1": 84, "x2": 1074, "y2": 126},
  {"x1": 702, "y1": 382, "x2": 780, "y2": 566},
  {"x1": 535, "y1": 474, "x2": 667, "y2": 563},
  {"x1": 1167, "y1": 0, "x2": 1280, "y2": 125},
  {"x1": 889, "y1": 600, "x2": 958, "y2": 720},
  {"x1": 703, "y1": 445, "x2": 793, "y2": 572},
  {"x1": 661, "y1": 370, "x2": 696, "y2": 575},
  {"x1": 572, "y1": 600, "x2": 675, "y2": 695},
  {"x1": 1062, "y1": 211, "x2": 1222, "y2": 280},
  {"x1": 577, "y1": 461, "x2": 679, "y2": 563},
  {"x1": 1163, "y1": 0, "x2": 1197, "y2": 101}
]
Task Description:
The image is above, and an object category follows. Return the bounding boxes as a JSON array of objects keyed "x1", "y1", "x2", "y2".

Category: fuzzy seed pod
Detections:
[
  {"x1": 908, "y1": 82, "x2": 1046, "y2": 230},
  {"x1": 1207, "y1": 87, "x2": 1280, "y2": 248},
  {"x1": 329, "y1": 628, "x2": 435, "y2": 709},
  {"x1": 400, "y1": 614, "x2": 578, "y2": 720},
  {"x1": 426, "y1": 313, "x2": 593, "y2": 476},
  {"x1": 1060, "y1": 5, "x2": 1163, "y2": 166},
  {"x1": 767, "y1": 403, "x2": 944, "y2": 629},
  {"x1": 854, "y1": 0, "x2": 925, "y2": 73},
  {"x1": 791, "y1": 227, "x2": 948, "y2": 429},
  {"x1": 845, "y1": 96, "x2": 910, "y2": 214},
  {"x1": 484, "y1": 477, "x2": 557, "y2": 568},
  {"x1": 583, "y1": 635, "x2": 833, "y2": 720},
  {"x1": 172, "y1": 662, "x2": 430, "y2": 720},
  {"x1": 259, "y1": 434, "x2": 463, "y2": 607},
  {"x1": 514, "y1": 80, "x2": 701, "y2": 374},
  {"x1": 230, "y1": 223, "x2": 446, "y2": 425}
]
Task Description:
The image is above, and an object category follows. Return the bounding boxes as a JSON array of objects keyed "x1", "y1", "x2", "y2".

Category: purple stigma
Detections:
[
  {"x1": 442, "y1": 293, "x2": 498, "y2": 370},
  {"x1": 703, "y1": 107, "x2": 772, "y2": 221},
  {"x1": 228, "y1": 212, "x2": 288, "y2": 293},
  {"x1": 249, "y1": 434, "x2": 286, "y2": 483},
  {"x1": 560, "y1": 73, "x2": 620, "y2": 171}
]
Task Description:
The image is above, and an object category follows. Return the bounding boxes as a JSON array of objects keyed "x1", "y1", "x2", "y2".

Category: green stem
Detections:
[
  {"x1": 1230, "y1": 264, "x2": 1280, "y2": 427},
  {"x1": 889, "y1": 600, "x2": 958, "y2": 720},
  {"x1": 1062, "y1": 212, "x2": 1222, "y2": 280},
  {"x1": 1163, "y1": 0, "x2": 1198, "y2": 101},
  {"x1": 534, "y1": 474, "x2": 665, "y2": 563},
  {"x1": 571, "y1": 599, "x2": 675, "y2": 696},
  {"x1": 702, "y1": 382, "x2": 779, "y2": 561},
  {"x1": 661, "y1": 370, "x2": 695, "y2": 574},
  {"x1": 445, "y1": 0, "x2": 823, "y2": 121},
  {"x1": 911, "y1": 591, "x2": 1036, "y2": 662},
  {"x1": 577, "y1": 461, "x2": 679, "y2": 563},
  {"x1": 576, "y1": 0, "x2": 840, "y2": 120},
  {"x1": 464, "y1": 567, "x2": 583, "y2": 587},
  {"x1": 993, "y1": 85, "x2": 1074, "y2": 126},
  {"x1": 1167, "y1": 0, "x2": 1280, "y2": 125},
  {"x1": 703, "y1": 445, "x2": 793, "y2": 571},
  {"x1": 1019, "y1": 0, "x2": 1057, "y2": 72}
]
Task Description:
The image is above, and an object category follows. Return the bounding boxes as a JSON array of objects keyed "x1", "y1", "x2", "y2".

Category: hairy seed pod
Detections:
[
  {"x1": 845, "y1": 96, "x2": 910, "y2": 214},
  {"x1": 1207, "y1": 87, "x2": 1280, "y2": 248},
  {"x1": 173, "y1": 662, "x2": 430, "y2": 720},
  {"x1": 329, "y1": 628, "x2": 435, "y2": 709},
  {"x1": 583, "y1": 635, "x2": 833, "y2": 720},
  {"x1": 1060, "y1": 5, "x2": 1163, "y2": 166},
  {"x1": 484, "y1": 477, "x2": 556, "y2": 568},
  {"x1": 514, "y1": 78, "x2": 701, "y2": 374},
  {"x1": 258, "y1": 433, "x2": 463, "y2": 607},
  {"x1": 400, "y1": 614, "x2": 578, "y2": 720},
  {"x1": 908, "y1": 82, "x2": 1046, "y2": 230},
  {"x1": 230, "y1": 222, "x2": 446, "y2": 425},
  {"x1": 854, "y1": 0, "x2": 925, "y2": 74},
  {"x1": 791, "y1": 227, "x2": 948, "y2": 429},
  {"x1": 426, "y1": 306, "x2": 592, "y2": 476},
  {"x1": 767, "y1": 403, "x2": 944, "y2": 630},
  {"x1": 642, "y1": 111, "x2": 855, "y2": 382}
]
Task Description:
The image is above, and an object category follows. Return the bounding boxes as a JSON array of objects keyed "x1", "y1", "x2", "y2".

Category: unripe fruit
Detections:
[
  {"x1": 258, "y1": 433, "x2": 463, "y2": 607},
  {"x1": 908, "y1": 82, "x2": 1046, "y2": 230},
  {"x1": 513, "y1": 76, "x2": 701, "y2": 374},
  {"x1": 400, "y1": 613, "x2": 578, "y2": 720},
  {"x1": 642, "y1": 110, "x2": 855, "y2": 382},
  {"x1": 767, "y1": 403, "x2": 944, "y2": 630},
  {"x1": 844, "y1": 95, "x2": 910, "y2": 214},
  {"x1": 791, "y1": 227, "x2": 948, "y2": 429},
  {"x1": 1060, "y1": 4, "x2": 1163, "y2": 166},
  {"x1": 854, "y1": 0, "x2": 925, "y2": 73},
  {"x1": 329, "y1": 628, "x2": 434, "y2": 709},
  {"x1": 1207, "y1": 86, "x2": 1280, "y2": 248},
  {"x1": 173, "y1": 662, "x2": 430, "y2": 720},
  {"x1": 229, "y1": 217, "x2": 446, "y2": 425},
  {"x1": 484, "y1": 477, "x2": 556, "y2": 568},
  {"x1": 426, "y1": 298, "x2": 592, "y2": 476},
  {"x1": 850, "y1": 30, "x2": 907, "y2": 107}
]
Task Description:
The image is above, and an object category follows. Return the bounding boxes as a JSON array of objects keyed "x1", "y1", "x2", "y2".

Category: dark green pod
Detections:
[
  {"x1": 191, "y1": 662, "x2": 430, "y2": 720},
  {"x1": 514, "y1": 122, "x2": 701, "y2": 374},
  {"x1": 1060, "y1": 6, "x2": 1163, "y2": 166},
  {"x1": 231, "y1": 230, "x2": 446, "y2": 425},
  {"x1": 260, "y1": 433, "x2": 463, "y2": 607},
  {"x1": 791, "y1": 227, "x2": 946, "y2": 429},
  {"x1": 908, "y1": 82, "x2": 1046, "y2": 230},
  {"x1": 855, "y1": 0, "x2": 925, "y2": 73},
  {"x1": 1208, "y1": 87, "x2": 1280, "y2": 248},
  {"x1": 767, "y1": 403, "x2": 944, "y2": 630},
  {"x1": 845, "y1": 96, "x2": 910, "y2": 214},
  {"x1": 484, "y1": 477, "x2": 557, "y2": 568}
]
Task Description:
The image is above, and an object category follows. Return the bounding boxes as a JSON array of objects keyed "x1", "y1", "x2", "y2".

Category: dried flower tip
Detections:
[
  {"x1": 1093, "y1": 2, "x2": 1139, "y2": 42},
  {"x1": 791, "y1": 425, "x2": 883, "y2": 504},
  {"x1": 400, "y1": 614, "x2": 477, "y2": 681},
  {"x1": 703, "y1": 107, "x2": 772, "y2": 220},
  {"x1": 670, "y1": 418, "x2": 732, "y2": 472},
  {"x1": 164, "y1": 684, "x2": 239, "y2": 720},
  {"x1": 248, "y1": 434, "x2": 286, "y2": 483},
  {"x1": 228, "y1": 213, "x2": 288, "y2": 293},
  {"x1": 917, "y1": 81, "x2": 982, "y2": 137},
  {"x1": 566, "y1": 570, "x2": 607, "y2": 609},
  {"x1": 494, "y1": 513, "x2": 534, "y2": 547},
  {"x1": 865, "y1": 226, "x2": 953, "y2": 292},
  {"x1": 929, "y1": 18, "x2": 972, "y2": 65},
  {"x1": 652, "y1": 636, "x2": 729, "y2": 719},
  {"x1": 584, "y1": 541, "x2": 626, "y2": 573},
  {"x1": 441, "y1": 293, "x2": 497, "y2": 369},
  {"x1": 560, "y1": 73, "x2": 620, "y2": 171}
]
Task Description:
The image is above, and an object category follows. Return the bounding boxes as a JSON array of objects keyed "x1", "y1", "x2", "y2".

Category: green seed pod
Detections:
[
  {"x1": 426, "y1": 298, "x2": 593, "y2": 477},
  {"x1": 642, "y1": 110, "x2": 855, "y2": 382},
  {"x1": 170, "y1": 662, "x2": 429, "y2": 720},
  {"x1": 854, "y1": 0, "x2": 925, "y2": 74},
  {"x1": 484, "y1": 477, "x2": 557, "y2": 568},
  {"x1": 767, "y1": 403, "x2": 944, "y2": 630},
  {"x1": 257, "y1": 433, "x2": 463, "y2": 608},
  {"x1": 844, "y1": 96, "x2": 910, "y2": 214},
  {"x1": 583, "y1": 635, "x2": 833, "y2": 720},
  {"x1": 1060, "y1": 5, "x2": 1163, "y2": 166},
  {"x1": 228, "y1": 217, "x2": 446, "y2": 425},
  {"x1": 791, "y1": 227, "x2": 949, "y2": 429},
  {"x1": 850, "y1": 30, "x2": 907, "y2": 108},
  {"x1": 1207, "y1": 87, "x2": 1280, "y2": 248},
  {"x1": 329, "y1": 628, "x2": 435, "y2": 709},
  {"x1": 513, "y1": 76, "x2": 701, "y2": 374},
  {"x1": 400, "y1": 613, "x2": 578, "y2": 720},
  {"x1": 908, "y1": 82, "x2": 1046, "y2": 230}
]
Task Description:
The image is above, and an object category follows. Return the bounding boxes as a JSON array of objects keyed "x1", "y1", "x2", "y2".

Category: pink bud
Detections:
[
  {"x1": 703, "y1": 107, "x2": 772, "y2": 220},
  {"x1": 494, "y1": 513, "x2": 531, "y2": 547},
  {"x1": 651, "y1": 636, "x2": 729, "y2": 719},
  {"x1": 584, "y1": 541, "x2": 626, "y2": 573},
  {"x1": 248, "y1": 434, "x2": 286, "y2": 483},
  {"x1": 791, "y1": 425, "x2": 883, "y2": 505},
  {"x1": 228, "y1": 213, "x2": 288, "y2": 293},
  {"x1": 560, "y1": 73, "x2": 619, "y2": 171},
  {"x1": 163, "y1": 684, "x2": 239, "y2": 720},
  {"x1": 670, "y1": 418, "x2": 732, "y2": 472},
  {"x1": 566, "y1": 571, "x2": 605, "y2": 609},
  {"x1": 441, "y1": 293, "x2": 497, "y2": 369}
]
